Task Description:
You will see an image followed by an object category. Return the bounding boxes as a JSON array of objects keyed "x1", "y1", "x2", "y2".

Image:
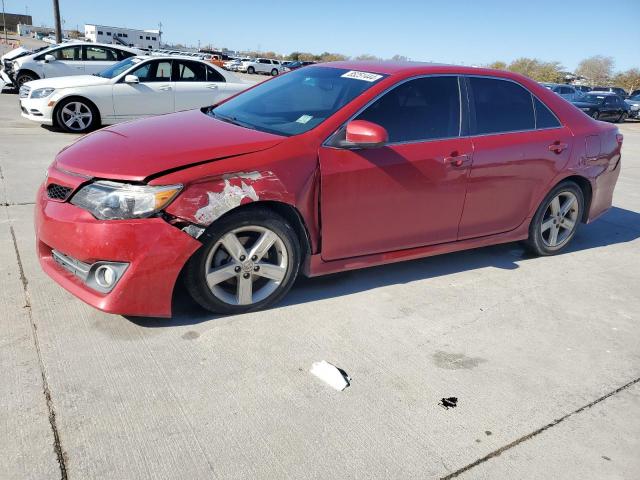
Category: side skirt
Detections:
[{"x1": 305, "y1": 219, "x2": 531, "y2": 277}]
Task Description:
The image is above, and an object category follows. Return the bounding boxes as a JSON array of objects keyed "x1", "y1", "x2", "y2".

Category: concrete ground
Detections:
[{"x1": 1, "y1": 51, "x2": 639, "y2": 479}]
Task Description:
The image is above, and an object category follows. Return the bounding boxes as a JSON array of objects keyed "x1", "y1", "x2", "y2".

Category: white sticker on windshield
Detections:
[
  {"x1": 341, "y1": 70, "x2": 383, "y2": 82},
  {"x1": 296, "y1": 114, "x2": 313, "y2": 124}
]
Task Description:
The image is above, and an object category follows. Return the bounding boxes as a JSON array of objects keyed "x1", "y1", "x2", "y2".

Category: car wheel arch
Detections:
[
  {"x1": 16, "y1": 69, "x2": 40, "y2": 82},
  {"x1": 543, "y1": 175, "x2": 593, "y2": 223}
]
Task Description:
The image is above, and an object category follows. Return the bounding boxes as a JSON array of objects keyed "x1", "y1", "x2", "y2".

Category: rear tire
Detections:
[
  {"x1": 271, "y1": 68, "x2": 278, "y2": 76},
  {"x1": 591, "y1": 111, "x2": 600, "y2": 120},
  {"x1": 185, "y1": 208, "x2": 302, "y2": 315},
  {"x1": 525, "y1": 181, "x2": 584, "y2": 256},
  {"x1": 617, "y1": 112, "x2": 628, "y2": 123}
]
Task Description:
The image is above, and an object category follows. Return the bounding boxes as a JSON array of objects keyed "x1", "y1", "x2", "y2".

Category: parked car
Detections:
[
  {"x1": 283, "y1": 61, "x2": 316, "y2": 71},
  {"x1": 6, "y1": 42, "x2": 141, "y2": 88},
  {"x1": 35, "y1": 63, "x2": 622, "y2": 317},
  {"x1": 228, "y1": 58, "x2": 252, "y2": 72},
  {"x1": 551, "y1": 84, "x2": 583, "y2": 102},
  {"x1": 571, "y1": 92, "x2": 630, "y2": 122},
  {"x1": 629, "y1": 89, "x2": 640, "y2": 98},
  {"x1": 242, "y1": 58, "x2": 284, "y2": 75},
  {"x1": 20, "y1": 56, "x2": 249, "y2": 133},
  {"x1": 590, "y1": 86, "x2": 628, "y2": 97},
  {"x1": 625, "y1": 93, "x2": 640, "y2": 118},
  {"x1": 573, "y1": 85, "x2": 592, "y2": 93}
]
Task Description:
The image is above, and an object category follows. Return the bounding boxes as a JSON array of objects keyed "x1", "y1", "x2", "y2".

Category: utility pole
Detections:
[
  {"x1": 2, "y1": 0, "x2": 8, "y2": 45},
  {"x1": 52, "y1": 0, "x2": 62, "y2": 43}
]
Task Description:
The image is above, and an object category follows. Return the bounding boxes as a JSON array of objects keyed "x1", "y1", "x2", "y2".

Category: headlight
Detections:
[
  {"x1": 70, "y1": 181, "x2": 182, "y2": 220},
  {"x1": 30, "y1": 88, "x2": 56, "y2": 99}
]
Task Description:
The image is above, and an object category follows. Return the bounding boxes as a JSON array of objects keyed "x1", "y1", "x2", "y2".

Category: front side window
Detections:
[
  {"x1": 212, "y1": 66, "x2": 386, "y2": 136},
  {"x1": 131, "y1": 60, "x2": 172, "y2": 82},
  {"x1": 355, "y1": 76, "x2": 461, "y2": 143},
  {"x1": 53, "y1": 46, "x2": 81, "y2": 61},
  {"x1": 468, "y1": 77, "x2": 535, "y2": 134}
]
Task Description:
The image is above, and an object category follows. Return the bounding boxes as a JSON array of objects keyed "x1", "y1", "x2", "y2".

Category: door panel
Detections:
[
  {"x1": 458, "y1": 127, "x2": 573, "y2": 239},
  {"x1": 319, "y1": 138, "x2": 473, "y2": 261},
  {"x1": 173, "y1": 60, "x2": 223, "y2": 111},
  {"x1": 112, "y1": 83, "x2": 174, "y2": 117},
  {"x1": 43, "y1": 46, "x2": 84, "y2": 78}
]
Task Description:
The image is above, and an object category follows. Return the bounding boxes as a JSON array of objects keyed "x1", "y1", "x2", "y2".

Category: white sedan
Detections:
[{"x1": 19, "y1": 56, "x2": 251, "y2": 133}]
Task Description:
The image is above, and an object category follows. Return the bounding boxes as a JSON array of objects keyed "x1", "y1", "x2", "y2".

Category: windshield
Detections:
[
  {"x1": 630, "y1": 94, "x2": 640, "y2": 101},
  {"x1": 210, "y1": 66, "x2": 387, "y2": 136},
  {"x1": 95, "y1": 57, "x2": 143, "y2": 79},
  {"x1": 582, "y1": 94, "x2": 606, "y2": 103}
]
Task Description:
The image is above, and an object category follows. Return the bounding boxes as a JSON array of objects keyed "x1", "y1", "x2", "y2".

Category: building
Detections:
[
  {"x1": 84, "y1": 24, "x2": 162, "y2": 50},
  {"x1": 0, "y1": 13, "x2": 33, "y2": 32}
]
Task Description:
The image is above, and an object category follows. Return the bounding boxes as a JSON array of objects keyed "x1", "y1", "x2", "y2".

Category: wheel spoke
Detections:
[
  {"x1": 548, "y1": 224, "x2": 559, "y2": 246},
  {"x1": 560, "y1": 197, "x2": 575, "y2": 217},
  {"x1": 561, "y1": 218, "x2": 575, "y2": 231},
  {"x1": 249, "y1": 230, "x2": 277, "y2": 261},
  {"x1": 237, "y1": 275, "x2": 253, "y2": 305},
  {"x1": 64, "y1": 117, "x2": 75, "y2": 127},
  {"x1": 206, "y1": 263, "x2": 237, "y2": 287},
  {"x1": 220, "y1": 233, "x2": 248, "y2": 261},
  {"x1": 255, "y1": 263, "x2": 286, "y2": 282},
  {"x1": 74, "y1": 103, "x2": 81, "y2": 113},
  {"x1": 550, "y1": 197, "x2": 561, "y2": 216},
  {"x1": 62, "y1": 107, "x2": 74, "y2": 117},
  {"x1": 541, "y1": 218, "x2": 554, "y2": 232}
]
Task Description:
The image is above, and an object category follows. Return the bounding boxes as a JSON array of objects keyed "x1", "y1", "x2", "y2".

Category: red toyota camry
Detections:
[{"x1": 36, "y1": 62, "x2": 622, "y2": 317}]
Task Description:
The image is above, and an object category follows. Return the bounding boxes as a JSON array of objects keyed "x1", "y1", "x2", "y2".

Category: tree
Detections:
[
  {"x1": 487, "y1": 61, "x2": 507, "y2": 70},
  {"x1": 318, "y1": 52, "x2": 347, "y2": 62},
  {"x1": 390, "y1": 54, "x2": 408, "y2": 62},
  {"x1": 575, "y1": 55, "x2": 614, "y2": 86},
  {"x1": 613, "y1": 68, "x2": 640, "y2": 94},
  {"x1": 507, "y1": 58, "x2": 564, "y2": 83},
  {"x1": 355, "y1": 54, "x2": 381, "y2": 61}
]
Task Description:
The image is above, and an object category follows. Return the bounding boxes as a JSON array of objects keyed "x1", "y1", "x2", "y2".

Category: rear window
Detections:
[{"x1": 469, "y1": 77, "x2": 535, "y2": 134}]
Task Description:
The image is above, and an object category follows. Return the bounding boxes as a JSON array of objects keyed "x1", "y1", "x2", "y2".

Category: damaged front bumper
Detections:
[
  {"x1": 35, "y1": 183, "x2": 202, "y2": 317},
  {"x1": 0, "y1": 69, "x2": 13, "y2": 90}
]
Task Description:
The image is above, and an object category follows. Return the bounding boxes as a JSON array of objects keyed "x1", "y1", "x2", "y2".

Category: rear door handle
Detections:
[
  {"x1": 549, "y1": 142, "x2": 568, "y2": 154},
  {"x1": 206, "y1": 84, "x2": 219, "y2": 89},
  {"x1": 444, "y1": 153, "x2": 471, "y2": 168}
]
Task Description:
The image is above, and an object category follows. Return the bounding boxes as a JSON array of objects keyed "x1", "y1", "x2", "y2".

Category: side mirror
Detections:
[
  {"x1": 343, "y1": 120, "x2": 388, "y2": 149},
  {"x1": 124, "y1": 74, "x2": 140, "y2": 84},
  {"x1": 44, "y1": 54, "x2": 56, "y2": 63}
]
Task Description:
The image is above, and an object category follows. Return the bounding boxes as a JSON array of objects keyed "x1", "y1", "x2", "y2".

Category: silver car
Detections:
[
  {"x1": 625, "y1": 94, "x2": 640, "y2": 118},
  {"x1": 551, "y1": 84, "x2": 584, "y2": 102}
]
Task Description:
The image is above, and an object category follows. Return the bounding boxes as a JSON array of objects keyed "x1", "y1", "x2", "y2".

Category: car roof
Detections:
[{"x1": 133, "y1": 54, "x2": 213, "y2": 63}]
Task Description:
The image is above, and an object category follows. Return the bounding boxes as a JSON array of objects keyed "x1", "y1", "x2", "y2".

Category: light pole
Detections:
[
  {"x1": 2, "y1": 0, "x2": 8, "y2": 45},
  {"x1": 52, "y1": 0, "x2": 62, "y2": 43}
]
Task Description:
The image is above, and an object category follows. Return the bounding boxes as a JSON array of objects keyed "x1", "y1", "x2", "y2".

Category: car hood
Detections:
[
  {"x1": 26, "y1": 75, "x2": 111, "y2": 90},
  {"x1": 1, "y1": 46, "x2": 31, "y2": 62},
  {"x1": 54, "y1": 109, "x2": 286, "y2": 182}
]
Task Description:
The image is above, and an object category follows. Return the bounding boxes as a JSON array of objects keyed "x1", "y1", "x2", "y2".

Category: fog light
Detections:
[{"x1": 94, "y1": 265, "x2": 117, "y2": 288}]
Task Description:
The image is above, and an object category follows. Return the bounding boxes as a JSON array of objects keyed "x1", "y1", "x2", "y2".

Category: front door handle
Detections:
[
  {"x1": 206, "y1": 84, "x2": 219, "y2": 89},
  {"x1": 444, "y1": 152, "x2": 471, "y2": 168},
  {"x1": 549, "y1": 141, "x2": 568, "y2": 154},
  {"x1": 159, "y1": 85, "x2": 172, "y2": 91}
]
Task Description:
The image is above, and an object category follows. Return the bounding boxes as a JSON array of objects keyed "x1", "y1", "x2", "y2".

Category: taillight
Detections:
[{"x1": 616, "y1": 133, "x2": 624, "y2": 145}]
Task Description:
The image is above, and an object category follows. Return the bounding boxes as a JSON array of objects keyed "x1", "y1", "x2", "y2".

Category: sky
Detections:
[{"x1": 7, "y1": 0, "x2": 640, "y2": 71}]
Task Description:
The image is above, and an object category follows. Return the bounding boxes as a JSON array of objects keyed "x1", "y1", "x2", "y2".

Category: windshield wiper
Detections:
[{"x1": 211, "y1": 112, "x2": 256, "y2": 130}]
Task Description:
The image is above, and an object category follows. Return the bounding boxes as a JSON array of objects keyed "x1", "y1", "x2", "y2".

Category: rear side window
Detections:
[
  {"x1": 533, "y1": 97, "x2": 560, "y2": 129},
  {"x1": 175, "y1": 61, "x2": 207, "y2": 81},
  {"x1": 206, "y1": 66, "x2": 225, "y2": 82},
  {"x1": 117, "y1": 49, "x2": 136, "y2": 61},
  {"x1": 355, "y1": 76, "x2": 461, "y2": 143},
  {"x1": 468, "y1": 77, "x2": 535, "y2": 134}
]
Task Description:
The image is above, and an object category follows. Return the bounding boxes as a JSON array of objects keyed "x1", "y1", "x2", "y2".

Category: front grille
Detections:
[
  {"x1": 47, "y1": 183, "x2": 73, "y2": 201},
  {"x1": 19, "y1": 85, "x2": 31, "y2": 98}
]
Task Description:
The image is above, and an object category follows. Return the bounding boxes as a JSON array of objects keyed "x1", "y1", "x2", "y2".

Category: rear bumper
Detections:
[{"x1": 35, "y1": 184, "x2": 202, "y2": 317}]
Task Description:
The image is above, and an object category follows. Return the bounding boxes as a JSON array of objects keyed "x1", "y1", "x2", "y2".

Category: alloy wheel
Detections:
[
  {"x1": 204, "y1": 226, "x2": 288, "y2": 306},
  {"x1": 60, "y1": 102, "x2": 93, "y2": 132},
  {"x1": 540, "y1": 192, "x2": 579, "y2": 248}
]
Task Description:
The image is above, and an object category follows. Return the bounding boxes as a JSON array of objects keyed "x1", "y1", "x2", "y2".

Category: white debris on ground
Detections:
[{"x1": 310, "y1": 360, "x2": 351, "y2": 391}]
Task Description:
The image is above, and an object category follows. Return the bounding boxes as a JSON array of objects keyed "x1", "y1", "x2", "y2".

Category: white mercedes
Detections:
[{"x1": 19, "y1": 56, "x2": 251, "y2": 133}]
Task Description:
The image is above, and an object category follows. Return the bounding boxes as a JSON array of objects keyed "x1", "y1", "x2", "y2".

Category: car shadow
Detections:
[{"x1": 127, "y1": 206, "x2": 640, "y2": 328}]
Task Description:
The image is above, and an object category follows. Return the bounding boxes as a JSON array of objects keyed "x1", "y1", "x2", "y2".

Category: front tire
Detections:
[
  {"x1": 617, "y1": 112, "x2": 628, "y2": 123},
  {"x1": 16, "y1": 71, "x2": 38, "y2": 87},
  {"x1": 525, "y1": 181, "x2": 584, "y2": 256},
  {"x1": 185, "y1": 208, "x2": 302, "y2": 315},
  {"x1": 247, "y1": 66, "x2": 255, "y2": 74},
  {"x1": 591, "y1": 111, "x2": 600, "y2": 120},
  {"x1": 271, "y1": 68, "x2": 279, "y2": 76},
  {"x1": 55, "y1": 98, "x2": 100, "y2": 133}
]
